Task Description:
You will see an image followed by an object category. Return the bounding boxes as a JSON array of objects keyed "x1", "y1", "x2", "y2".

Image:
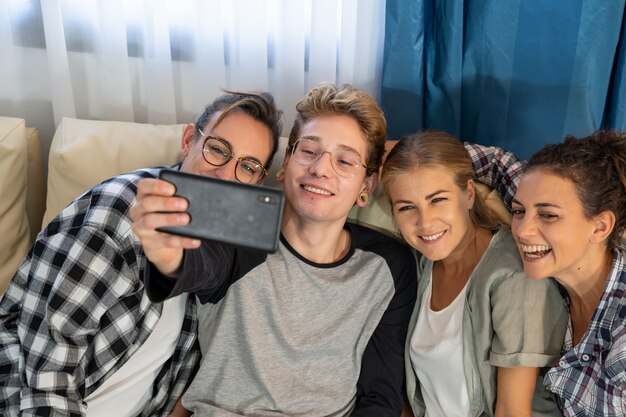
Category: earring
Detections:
[
  {"x1": 275, "y1": 167, "x2": 285, "y2": 180},
  {"x1": 358, "y1": 191, "x2": 369, "y2": 206}
]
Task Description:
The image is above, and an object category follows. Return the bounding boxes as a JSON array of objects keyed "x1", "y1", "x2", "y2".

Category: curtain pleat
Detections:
[
  {"x1": 1, "y1": 0, "x2": 385, "y2": 158},
  {"x1": 382, "y1": 0, "x2": 626, "y2": 158}
]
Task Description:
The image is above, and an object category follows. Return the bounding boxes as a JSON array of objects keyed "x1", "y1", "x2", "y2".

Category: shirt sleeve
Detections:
[
  {"x1": 145, "y1": 240, "x2": 267, "y2": 305},
  {"x1": 0, "y1": 224, "x2": 139, "y2": 417},
  {"x1": 489, "y1": 271, "x2": 568, "y2": 368},
  {"x1": 352, "y1": 248, "x2": 418, "y2": 416},
  {"x1": 464, "y1": 142, "x2": 527, "y2": 209}
]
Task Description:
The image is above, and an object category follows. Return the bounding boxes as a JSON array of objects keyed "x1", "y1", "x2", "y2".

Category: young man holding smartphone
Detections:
[
  {"x1": 0, "y1": 91, "x2": 282, "y2": 417},
  {"x1": 133, "y1": 84, "x2": 418, "y2": 416}
]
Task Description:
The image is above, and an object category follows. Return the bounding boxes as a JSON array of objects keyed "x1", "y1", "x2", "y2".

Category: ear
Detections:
[
  {"x1": 275, "y1": 167, "x2": 286, "y2": 182},
  {"x1": 355, "y1": 173, "x2": 378, "y2": 208},
  {"x1": 180, "y1": 124, "x2": 197, "y2": 157},
  {"x1": 364, "y1": 172, "x2": 378, "y2": 195},
  {"x1": 590, "y1": 210, "x2": 616, "y2": 244},
  {"x1": 466, "y1": 179, "x2": 476, "y2": 209}
]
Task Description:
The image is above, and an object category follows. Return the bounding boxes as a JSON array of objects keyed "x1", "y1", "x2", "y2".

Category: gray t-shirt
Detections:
[{"x1": 147, "y1": 222, "x2": 417, "y2": 417}]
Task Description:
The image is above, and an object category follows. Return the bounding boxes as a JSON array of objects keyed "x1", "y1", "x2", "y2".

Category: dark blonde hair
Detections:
[
  {"x1": 527, "y1": 130, "x2": 626, "y2": 251},
  {"x1": 381, "y1": 130, "x2": 504, "y2": 230},
  {"x1": 287, "y1": 84, "x2": 387, "y2": 176},
  {"x1": 194, "y1": 89, "x2": 283, "y2": 169}
]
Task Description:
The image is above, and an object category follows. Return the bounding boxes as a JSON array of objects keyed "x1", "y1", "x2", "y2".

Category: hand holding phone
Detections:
[{"x1": 157, "y1": 170, "x2": 284, "y2": 253}]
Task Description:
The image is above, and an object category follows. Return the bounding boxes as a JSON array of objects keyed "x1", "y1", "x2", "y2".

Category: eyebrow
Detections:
[
  {"x1": 392, "y1": 199, "x2": 414, "y2": 206},
  {"x1": 209, "y1": 134, "x2": 265, "y2": 164},
  {"x1": 391, "y1": 190, "x2": 449, "y2": 206},
  {"x1": 425, "y1": 189, "x2": 448, "y2": 200},
  {"x1": 511, "y1": 198, "x2": 562, "y2": 209},
  {"x1": 300, "y1": 135, "x2": 364, "y2": 156}
]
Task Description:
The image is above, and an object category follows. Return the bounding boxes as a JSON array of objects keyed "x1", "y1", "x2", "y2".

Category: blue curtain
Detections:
[{"x1": 381, "y1": 0, "x2": 626, "y2": 159}]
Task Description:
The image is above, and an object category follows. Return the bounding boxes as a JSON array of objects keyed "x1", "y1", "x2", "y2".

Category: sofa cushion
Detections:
[
  {"x1": 43, "y1": 118, "x2": 186, "y2": 227},
  {"x1": 0, "y1": 117, "x2": 31, "y2": 293}
]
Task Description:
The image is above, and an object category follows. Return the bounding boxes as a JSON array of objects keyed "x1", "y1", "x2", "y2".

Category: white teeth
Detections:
[
  {"x1": 420, "y1": 231, "x2": 445, "y2": 241},
  {"x1": 303, "y1": 185, "x2": 331, "y2": 195},
  {"x1": 521, "y1": 244, "x2": 552, "y2": 253},
  {"x1": 521, "y1": 244, "x2": 552, "y2": 258}
]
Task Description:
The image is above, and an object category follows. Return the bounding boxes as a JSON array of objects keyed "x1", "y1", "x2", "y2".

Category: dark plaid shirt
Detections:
[
  {"x1": 465, "y1": 142, "x2": 526, "y2": 209},
  {"x1": 0, "y1": 166, "x2": 200, "y2": 417},
  {"x1": 545, "y1": 249, "x2": 626, "y2": 416}
]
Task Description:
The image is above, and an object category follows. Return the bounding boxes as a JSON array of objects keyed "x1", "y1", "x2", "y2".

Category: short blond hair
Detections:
[{"x1": 288, "y1": 84, "x2": 387, "y2": 176}]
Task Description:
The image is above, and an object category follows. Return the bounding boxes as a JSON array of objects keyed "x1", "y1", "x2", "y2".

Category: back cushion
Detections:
[
  {"x1": 43, "y1": 118, "x2": 186, "y2": 227},
  {"x1": 0, "y1": 117, "x2": 31, "y2": 293}
]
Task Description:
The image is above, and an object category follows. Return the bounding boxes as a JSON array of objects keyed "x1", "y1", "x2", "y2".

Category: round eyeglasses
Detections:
[
  {"x1": 197, "y1": 127, "x2": 268, "y2": 183},
  {"x1": 291, "y1": 138, "x2": 368, "y2": 178}
]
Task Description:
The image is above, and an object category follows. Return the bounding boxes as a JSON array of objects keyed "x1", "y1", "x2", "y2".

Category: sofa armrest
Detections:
[{"x1": 0, "y1": 117, "x2": 33, "y2": 294}]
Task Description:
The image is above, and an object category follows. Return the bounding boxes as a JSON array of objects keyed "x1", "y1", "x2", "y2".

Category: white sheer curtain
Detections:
[{"x1": 0, "y1": 0, "x2": 386, "y2": 161}]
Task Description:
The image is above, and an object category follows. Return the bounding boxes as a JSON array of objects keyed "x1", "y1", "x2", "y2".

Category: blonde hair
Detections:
[
  {"x1": 381, "y1": 130, "x2": 505, "y2": 230},
  {"x1": 288, "y1": 84, "x2": 387, "y2": 176}
]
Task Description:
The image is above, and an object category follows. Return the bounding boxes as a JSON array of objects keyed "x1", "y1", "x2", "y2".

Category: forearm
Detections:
[
  {"x1": 145, "y1": 240, "x2": 238, "y2": 303},
  {"x1": 495, "y1": 366, "x2": 538, "y2": 417},
  {"x1": 465, "y1": 142, "x2": 526, "y2": 209}
]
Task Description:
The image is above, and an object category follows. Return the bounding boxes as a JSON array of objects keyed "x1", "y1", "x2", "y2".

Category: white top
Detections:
[
  {"x1": 85, "y1": 293, "x2": 187, "y2": 417},
  {"x1": 409, "y1": 272, "x2": 471, "y2": 417}
]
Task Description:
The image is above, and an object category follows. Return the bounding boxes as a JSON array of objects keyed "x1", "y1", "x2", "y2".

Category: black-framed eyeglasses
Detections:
[
  {"x1": 197, "y1": 127, "x2": 268, "y2": 183},
  {"x1": 291, "y1": 138, "x2": 368, "y2": 178}
]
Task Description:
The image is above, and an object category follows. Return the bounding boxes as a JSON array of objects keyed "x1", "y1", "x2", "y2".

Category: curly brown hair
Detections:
[{"x1": 526, "y1": 130, "x2": 626, "y2": 251}]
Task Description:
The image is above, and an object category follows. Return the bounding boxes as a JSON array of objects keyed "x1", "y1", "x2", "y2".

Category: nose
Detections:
[
  {"x1": 213, "y1": 157, "x2": 239, "y2": 181},
  {"x1": 309, "y1": 152, "x2": 334, "y2": 177},
  {"x1": 414, "y1": 207, "x2": 431, "y2": 229},
  {"x1": 512, "y1": 214, "x2": 534, "y2": 240}
]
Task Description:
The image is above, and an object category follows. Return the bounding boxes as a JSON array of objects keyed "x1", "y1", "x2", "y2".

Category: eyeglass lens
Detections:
[
  {"x1": 292, "y1": 139, "x2": 364, "y2": 178},
  {"x1": 202, "y1": 137, "x2": 264, "y2": 183}
]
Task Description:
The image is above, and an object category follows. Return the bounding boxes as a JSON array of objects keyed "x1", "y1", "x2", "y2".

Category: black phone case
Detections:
[{"x1": 157, "y1": 169, "x2": 284, "y2": 253}]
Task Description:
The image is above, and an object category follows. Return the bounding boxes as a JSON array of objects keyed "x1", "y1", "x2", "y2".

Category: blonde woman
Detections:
[{"x1": 381, "y1": 130, "x2": 567, "y2": 417}]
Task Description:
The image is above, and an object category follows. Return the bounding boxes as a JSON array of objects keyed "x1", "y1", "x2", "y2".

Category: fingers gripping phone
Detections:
[{"x1": 157, "y1": 169, "x2": 285, "y2": 253}]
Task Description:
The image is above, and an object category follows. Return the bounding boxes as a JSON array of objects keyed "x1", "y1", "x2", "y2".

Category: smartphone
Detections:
[{"x1": 157, "y1": 169, "x2": 284, "y2": 253}]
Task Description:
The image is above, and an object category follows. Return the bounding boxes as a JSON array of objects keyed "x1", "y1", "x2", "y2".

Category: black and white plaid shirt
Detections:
[{"x1": 0, "y1": 166, "x2": 200, "y2": 417}]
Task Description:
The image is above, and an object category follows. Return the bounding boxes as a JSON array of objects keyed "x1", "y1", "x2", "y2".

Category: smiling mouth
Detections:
[
  {"x1": 419, "y1": 230, "x2": 445, "y2": 241},
  {"x1": 302, "y1": 185, "x2": 333, "y2": 196},
  {"x1": 521, "y1": 244, "x2": 553, "y2": 259}
]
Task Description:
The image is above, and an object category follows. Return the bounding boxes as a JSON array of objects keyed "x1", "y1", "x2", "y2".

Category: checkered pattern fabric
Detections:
[
  {"x1": 0, "y1": 166, "x2": 200, "y2": 417},
  {"x1": 465, "y1": 142, "x2": 526, "y2": 209},
  {"x1": 545, "y1": 250, "x2": 626, "y2": 416}
]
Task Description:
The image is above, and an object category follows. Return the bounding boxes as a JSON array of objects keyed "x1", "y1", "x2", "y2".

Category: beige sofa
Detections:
[
  {"x1": 0, "y1": 116, "x2": 512, "y2": 295},
  {"x1": 0, "y1": 117, "x2": 45, "y2": 293}
]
